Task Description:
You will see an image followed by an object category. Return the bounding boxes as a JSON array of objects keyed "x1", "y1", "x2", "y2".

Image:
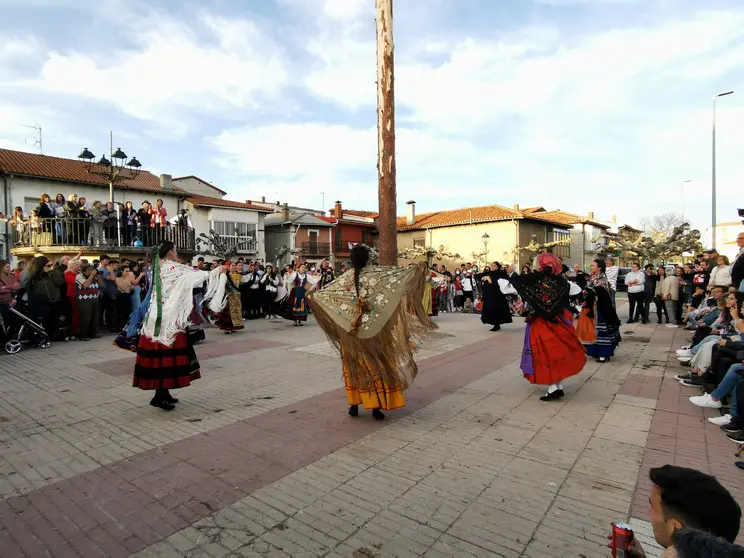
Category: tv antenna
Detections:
[{"x1": 22, "y1": 124, "x2": 42, "y2": 154}]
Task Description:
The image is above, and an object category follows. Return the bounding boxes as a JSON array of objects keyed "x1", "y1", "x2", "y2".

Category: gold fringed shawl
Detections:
[{"x1": 308, "y1": 262, "x2": 437, "y2": 392}]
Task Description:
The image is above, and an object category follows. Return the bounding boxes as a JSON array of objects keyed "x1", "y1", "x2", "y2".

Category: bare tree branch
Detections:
[{"x1": 638, "y1": 212, "x2": 685, "y2": 243}]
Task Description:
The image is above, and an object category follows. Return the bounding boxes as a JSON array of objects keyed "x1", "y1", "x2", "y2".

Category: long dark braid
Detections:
[{"x1": 350, "y1": 245, "x2": 370, "y2": 297}]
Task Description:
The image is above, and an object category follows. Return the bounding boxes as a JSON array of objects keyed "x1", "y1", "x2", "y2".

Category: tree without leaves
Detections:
[
  {"x1": 638, "y1": 212, "x2": 685, "y2": 243},
  {"x1": 596, "y1": 222, "x2": 702, "y2": 263},
  {"x1": 195, "y1": 229, "x2": 258, "y2": 261}
]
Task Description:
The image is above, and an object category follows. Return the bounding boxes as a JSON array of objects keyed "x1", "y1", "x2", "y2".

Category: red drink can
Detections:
[{"x1": 611, "y1": 522, "x2": 634, "y2": 557}]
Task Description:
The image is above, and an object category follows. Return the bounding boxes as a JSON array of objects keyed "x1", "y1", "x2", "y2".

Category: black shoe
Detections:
[
  {"x1": 150, "y1": 398, "x2": 175, "y2": 411},
  {"x1": 627, "y1": 319, "x2": 635, "y2": 324},
  {"x1": 597, "y1": 357, "x2": 609, "y2": 363},
  {"x1": 657, "y1": 320, "x2": 662, "y2": 324},
  {"x1": 722, "y1": 418, "x2": 743, "y2": 433},
  {"x1": 163, "y1": 392, "x2": 179, "y2": 404},
  {"x1": 675, "y1": 372, "x2": 693, "y2": 381},
  {"x1": 348, "y1": 405, "x2": 359, "y2": 417},
  {"x1": 735, "y1": 462, "x2": 744, "y2": 470},
  {"x1": 490, "y1": 326, "x2": 500, "y2": 332},
  {"x1": 372, "y1": 409, "x2": 385, "y2": 420},
  {"x1": 727, "y1": 431, "x2": 744, "y2": 443},
  {"x1": 540, "y1": 390, "x2": 562, "y2": 402},
  {"x1": 642, "y1": 320, "x2": 649, "y2": 324}
]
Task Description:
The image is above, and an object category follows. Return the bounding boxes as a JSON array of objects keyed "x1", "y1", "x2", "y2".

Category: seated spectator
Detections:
[
  {"x1": 624, "y1": 465, "x2": 740, "y2": 557},
  {"x1": 662, "y1": 528, "x2": 744, "y2": 558}
]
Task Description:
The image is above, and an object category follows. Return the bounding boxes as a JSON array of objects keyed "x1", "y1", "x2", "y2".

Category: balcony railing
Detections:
[
  {"x1": 219, "y1": 235, "x2": 258, "y2": 253},
  {"x1": 301, "y1": 241, "x2": 332, "y2": 256},
  {"x1": 10, "y1": 217, "x2": 196, "y2": 252},
  {"x1": 334, "y1": 239, "x2": 376, "y2": 253}
]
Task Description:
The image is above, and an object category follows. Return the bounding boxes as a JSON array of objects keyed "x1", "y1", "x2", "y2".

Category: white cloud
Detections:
[{"x1": 23, "y1": 10, "x2": 287, "y2": 137}]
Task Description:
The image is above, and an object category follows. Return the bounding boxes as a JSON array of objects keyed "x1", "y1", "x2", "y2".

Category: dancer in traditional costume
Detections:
[
  {"x1": 584, "y1": 259, "x2": 621, "y2": 363},
  {"x1": 422, "y1": 268, "x2": 445, "y2": 317},
  {"x1": 309, "y1": 246, "x2": 436, "y2": 419},
  {"x1": 477, "y1": 263, "x2": 513, "y2": 331},
  {"x1": 282, "y1": 265, "x2": 318, "y2": 326},
  {"x1": 501, "y1": 253, "x2": 587, "y2": 401},
  {"x1": 202, "y1": 263, "x2": 244, "y2": 334},
  {"x1": 132, "y1": 241, "x2": 227, "y2": 410},
  {"x1": 574, "y1": 273, "x2": 597, "y2": 345}
]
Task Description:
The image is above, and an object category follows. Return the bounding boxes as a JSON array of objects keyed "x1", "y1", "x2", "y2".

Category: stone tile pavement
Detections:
[{"x1": 0, "y1": 303, "x2": 741, "y2": 557}]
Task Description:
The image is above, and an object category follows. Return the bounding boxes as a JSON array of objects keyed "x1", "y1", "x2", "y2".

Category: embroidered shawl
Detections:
[
  {"x1": 141, "y1": 261, "x2": 225, "y2": 347},
  {"x1": 308, "y1": 262, "x2": 436, "y2": 392},
  {"x1": 509, "y1": 270, "x2": 571, "y2": 320}
]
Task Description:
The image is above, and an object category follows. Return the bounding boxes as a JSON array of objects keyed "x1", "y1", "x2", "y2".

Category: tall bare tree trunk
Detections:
[{"x1": 375, "y1": 0, "x2": 397, "y2": 265}]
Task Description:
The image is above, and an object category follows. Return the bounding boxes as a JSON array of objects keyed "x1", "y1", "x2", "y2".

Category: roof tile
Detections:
[
  {"x1": 397, "y1": 204, "x2": 572, "y2": 230},
  {"x1": 0, "y1": 148, "x2": 188, "y2": 194},
  {"x1": 186, "y1": 195, "x2": 273, "y2": 212}
]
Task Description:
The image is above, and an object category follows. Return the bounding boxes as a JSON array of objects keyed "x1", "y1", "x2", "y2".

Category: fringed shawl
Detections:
[
  {"x1": 141, "y1": 261, "x2": 226, "y2": 347},
  {"x1": 308, "y1": 262, "x2": 437, "y2": 392},
  {"x1": 509, "y1": 270, "x2": 571, "y2": 320}
]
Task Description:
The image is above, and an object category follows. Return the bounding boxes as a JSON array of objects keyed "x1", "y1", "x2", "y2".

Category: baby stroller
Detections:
[{"x1": 0, "y1": 300, "x2": 52, "y2": 354}]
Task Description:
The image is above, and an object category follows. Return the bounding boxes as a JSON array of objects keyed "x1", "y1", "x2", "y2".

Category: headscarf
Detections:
[{"x1": 537, "y1": 253, "x2": 561, "y2": 275}]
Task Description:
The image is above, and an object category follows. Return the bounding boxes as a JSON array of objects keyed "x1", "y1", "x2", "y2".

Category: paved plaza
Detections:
[{"x1": 1, "y1": 301, "x2": 742, "y2": 557}]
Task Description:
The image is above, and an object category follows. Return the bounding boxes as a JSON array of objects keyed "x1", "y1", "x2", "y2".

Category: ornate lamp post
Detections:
[
  {"x1": 482, "y1": 232, "x2": 490, "y2": 264},
  {"x1": 78, "y1": 139, "x2": 142, "y2": 247},
  {"x1": 77, "y1": 146, "x2": 142, "y2": 203}
]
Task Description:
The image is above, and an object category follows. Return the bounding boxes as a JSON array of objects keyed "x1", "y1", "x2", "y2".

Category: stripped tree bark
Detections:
[{"x1": 375, "y1": 0, "x2": 398, "y2": 265}]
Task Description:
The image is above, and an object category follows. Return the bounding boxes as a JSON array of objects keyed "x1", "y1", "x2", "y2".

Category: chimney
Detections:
[
  {"x1": 282, "y1": 202, "x2": 290, "y2": 222},
  {"x1": 611, "y1": 214, "x2": 617, "y2": 224},
  {"x1": 160, "y1": 173, "x2": 172, "y2": 190},
  {"x1": 261, "y1": 196, "x2": 266, "y2": 203},
  {"x1": 406, "y1": 200, "x2": 416, "y2": 225},
  {"x1": 334, "y1": 200, "x2": 343, "y2": 219},
  {"x1": 587, "y1": 211, "x2": 595, "y2": 219},
  {"x1": 513, "y1": 204, "x2": 519, "y2": 211}
]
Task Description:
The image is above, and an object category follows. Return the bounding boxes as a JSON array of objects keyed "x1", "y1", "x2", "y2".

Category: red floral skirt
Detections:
[
  {"x1": 133, "y1": 332, "x2": 201, "y2": 390},
  {"x1": 524, "y1": 310, "x2": 587, "y2": 386}
]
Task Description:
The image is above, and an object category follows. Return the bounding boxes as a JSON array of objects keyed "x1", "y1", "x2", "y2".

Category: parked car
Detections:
[{"x1": 615, "y1": 267, "x2": 632, "y2": 291}]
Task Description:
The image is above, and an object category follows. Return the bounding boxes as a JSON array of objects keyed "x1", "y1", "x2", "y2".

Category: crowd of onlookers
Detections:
[{"x1": 1, "y1": 193, "x2": 191, "y2": 248}]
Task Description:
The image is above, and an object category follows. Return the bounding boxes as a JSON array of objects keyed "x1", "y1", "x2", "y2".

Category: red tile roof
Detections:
[
  {"x1": 0, "y1": 148, "x2": 188, "y2": 194},
  {"x1": 525, "y1": 209, "x2": 610, "y2": 229},
  {"x1": 318, "y1": 215, "x2": 377, "y2": 227},
  {"x1": 339, "y1": 209, "x2": 379, "y2": 218},
  {"x1": 172, "y1": 175, "x2": 228, "y2": 195},
  {"x1": 397, "y1": 204, "x2": 572, "y2": 231},
  {"x1": 186, "y1": 195, "x2": 273, "y2": 212}
]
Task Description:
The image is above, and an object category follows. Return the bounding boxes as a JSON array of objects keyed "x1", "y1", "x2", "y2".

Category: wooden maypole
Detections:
[{"x1": 375, "y1": 0, "x2": 398, "y2": 265}]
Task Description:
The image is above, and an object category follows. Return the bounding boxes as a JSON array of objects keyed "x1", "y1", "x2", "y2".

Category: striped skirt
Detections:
[{"x1": 584, "y1": 310, "x2": 621, "y2": 358}]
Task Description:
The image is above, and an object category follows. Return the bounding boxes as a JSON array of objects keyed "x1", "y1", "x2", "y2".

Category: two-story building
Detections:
[
  {"x1": 264, "y1": 204, "x2": 335, "y2": 268},
  {"x1": 319, "y1": 201, "x2": 378, "y2": 266},
  {"x1": 0, "y1": 149, "x2": 271, "y2": 263},
  {"x1": 397, "y1": 201, "x2": 572, "y2": 270}
]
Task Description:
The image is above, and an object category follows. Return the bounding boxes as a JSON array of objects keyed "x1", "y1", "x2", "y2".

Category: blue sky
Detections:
[{"x1": 1, "y1": 0, "x2": 743, "y2": 236}]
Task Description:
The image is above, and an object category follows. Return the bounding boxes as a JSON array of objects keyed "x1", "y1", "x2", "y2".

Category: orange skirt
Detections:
[
  {"x1": 341, "y1": 349, "x2": 406, "y2": 411},
  {"x1": 576, "y1": 307, "x2": 597, "y2": 344}
]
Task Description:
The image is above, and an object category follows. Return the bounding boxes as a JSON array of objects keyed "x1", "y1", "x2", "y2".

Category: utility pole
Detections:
[{"x1": 375, "y1": 0, "x2": 398, "y2": 265}]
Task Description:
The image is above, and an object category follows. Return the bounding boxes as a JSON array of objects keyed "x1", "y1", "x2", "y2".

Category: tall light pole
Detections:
[
  {"x1": 77, "y1": 133, "x2": 142, "y2": 203},
  {"x1": 482, "y1": 232, "x2": 490, "y2": 265},
  {"x1": 712, "y1": 90, "x2": 734, "y2": 250},
  {"x1": 681, "y1": 179, "x2": 691, "y2": 219},
  {"x1": 375, "y1": 0, "x2": 397, "y2": 265}
]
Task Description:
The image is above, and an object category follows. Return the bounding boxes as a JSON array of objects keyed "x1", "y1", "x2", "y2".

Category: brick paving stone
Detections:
[{"x1": 6, "y1": 298, "x2": 744, "y2": 556}]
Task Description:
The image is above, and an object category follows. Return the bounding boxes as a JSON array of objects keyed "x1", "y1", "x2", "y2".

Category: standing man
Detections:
[
  {"x1": 605, "y1": 257, "x2": 619, "y2": 307},
  {"x1": 642, "y1": 264, "x2": 656, "y2": 325},
  {"x1": 624, "y1": 262, "x2": 645, "y2": 324}
]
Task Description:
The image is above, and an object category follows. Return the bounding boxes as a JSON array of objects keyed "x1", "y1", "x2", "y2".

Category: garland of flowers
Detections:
[
  {"x1": 516, "y1": 239, "x2": 572, "y2": 253},
  {"x1": 397, "y1": 244, "x2": 461, "y2": 261}
]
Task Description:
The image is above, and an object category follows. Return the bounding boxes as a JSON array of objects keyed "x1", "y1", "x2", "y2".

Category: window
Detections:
[
  {"x1": 413, "y1": 237, "x2": 425, "y2": 247},
  {"x1": 212, "y1": 221, "x2": 257, "y2": 252},
  {"x1": 548, "y1": 227, "x2": 571, "y2": 259}
]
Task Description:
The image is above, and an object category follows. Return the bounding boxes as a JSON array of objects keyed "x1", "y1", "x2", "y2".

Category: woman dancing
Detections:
[
  {"x1": 132, "y1": 241, "x2": 227, "y2": 410},
  {"x1": 584, "y1": 259, "x2": 621, "y2": 363},
  {"x1": 502, "y1": 253, "x2": 587, "y2": 401},
  {"x1": 309, "y1": 246, "x2": 436, "y2": 419}
]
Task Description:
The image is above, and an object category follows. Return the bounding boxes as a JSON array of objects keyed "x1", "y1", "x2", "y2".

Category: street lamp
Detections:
[
  {"x1": 712, "y1": 90, "x2": 734, "y2": 250},
  {"x1": 482, "y1": 232, "x2": 490, "y2": 264},
  {"x1": 77, "y1": 145, "x2": 142, "y2": 203}
]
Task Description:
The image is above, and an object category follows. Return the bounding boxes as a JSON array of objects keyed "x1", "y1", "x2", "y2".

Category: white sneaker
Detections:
[
  {"x1": 678, "y1": 345, "x2": 691, "y2": 351},
  {"x1": 689, "y1": 393, "x2": 722, "y2": 409},
  {"x1": 666, "y1": 324, "x2": 679, "y2": 328},
  {"x1": 677, "y1": 356, "x2": 692, "y2": 363},
  {"x1": 708, "y1": 414, "x2": 732, "y2": 425},
  {"x1": 676, "y1": 349, "x2": 693, "y2": 357}
]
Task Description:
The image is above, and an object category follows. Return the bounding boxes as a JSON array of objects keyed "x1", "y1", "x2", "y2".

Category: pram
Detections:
[{"x1": 0, "y1": 301, "x2": 52, "y2": 354}]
